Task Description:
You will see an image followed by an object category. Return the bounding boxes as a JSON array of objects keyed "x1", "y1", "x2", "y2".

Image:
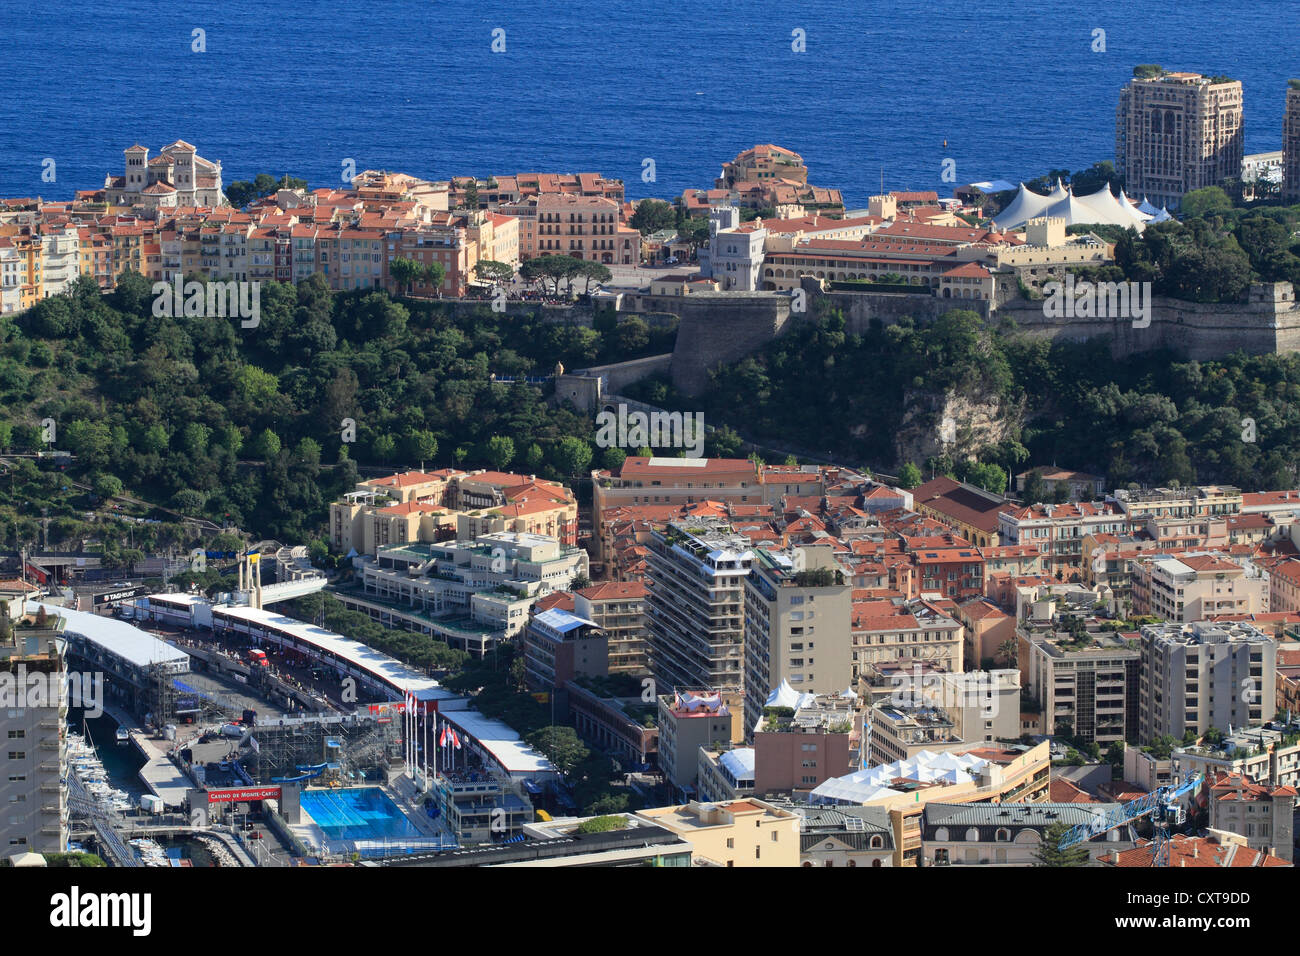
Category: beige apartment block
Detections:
[
  {"x1": 743, "y1": 545, "x2": 854, "y2": 732},
  {"x1": 1207, "y1": 772, "x2": 1295, "y2": 862},
  {"x1": 656, "y1": 691, "x2": 744, "y2": 793},
  {"x1": 1140, "y1": 621, "x2": 1276, "y2": 740},
  {"x1": 636, "y1": 798, "x2": 800, "y2": 867},
  {"x1": 534, "y1": 193, "x2": 638, "y2": 265},
  {"x1": 1, "y1": 614, "x2": 68, "y2": 855},
  {"x1": 1130, "y1": 553, "x2": 1269, "y2": 621},
  {"x1": 1020, "y1": 624, "x2": 1140, "y2": 745},
  {"x1": 1283, "y1": 82, "x2": 1300, "y2": 203},
  {"x1": 574, "y1": 581, "x2": 649, "y2": 675},
  {"x1": 1116, "y1": 70, "x2": 1244, "y2": 209}
]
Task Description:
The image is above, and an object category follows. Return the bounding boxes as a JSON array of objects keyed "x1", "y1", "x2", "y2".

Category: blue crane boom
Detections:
[{"x1": 1057, "y1": 772, "x2": 1203, "y2": 865}]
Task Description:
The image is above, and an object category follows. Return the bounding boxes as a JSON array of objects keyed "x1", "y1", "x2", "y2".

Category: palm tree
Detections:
[{"x1": 997, "y1": 637, "x2": 1018, "y2": 668}]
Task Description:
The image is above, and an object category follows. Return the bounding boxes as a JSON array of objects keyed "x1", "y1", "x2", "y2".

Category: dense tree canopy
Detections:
[{"x1": 0, "y1": 272, "x2": 674, "y2": 547}]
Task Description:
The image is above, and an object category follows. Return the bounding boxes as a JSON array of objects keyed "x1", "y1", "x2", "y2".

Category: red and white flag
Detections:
[
  {"x1": 450, "y1": 728, "x2": 461, "y2": 750},
  {"x1": 439, "y1": 726, "x2": 448, "y2": 747}
]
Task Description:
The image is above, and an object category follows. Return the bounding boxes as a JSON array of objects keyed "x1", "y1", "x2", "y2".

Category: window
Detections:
[{"x1": 726, "y1": 838, "x2": 734, "y2": 849}]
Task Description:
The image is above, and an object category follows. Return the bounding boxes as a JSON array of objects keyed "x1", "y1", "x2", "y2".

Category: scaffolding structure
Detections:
[{"x1": 241, "y1": 713, "x2": 403, "y2": 784}]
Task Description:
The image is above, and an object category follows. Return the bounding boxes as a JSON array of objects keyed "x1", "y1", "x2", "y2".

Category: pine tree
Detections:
[{"x1": 1034, "y1": 821, "x2": 1092, "y2": 866}]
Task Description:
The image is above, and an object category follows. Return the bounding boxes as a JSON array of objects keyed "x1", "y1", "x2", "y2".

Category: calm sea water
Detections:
[
  {"x1": 0, "y1": 1, "x2": 1294, "y2": 206},
  {"x1": 69, "y1": 708, "x2": 147, "y2": 799}
]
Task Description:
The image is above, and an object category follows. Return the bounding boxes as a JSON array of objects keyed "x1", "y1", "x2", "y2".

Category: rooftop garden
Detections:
[
  {"x1": 792, "y1": 567, "x2": 845, "y2": 588},
  {"x1": 574, "y1": 672, "x2": 645, "y2": 699},
  {"x1": 575, "y1": 814, "x2": 628, "y2": 834},
  {"x1": 762, "y1": 706, "x2": 796, "y2": 733}
]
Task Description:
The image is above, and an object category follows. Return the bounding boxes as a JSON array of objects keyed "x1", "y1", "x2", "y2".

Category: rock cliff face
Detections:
[{"x1": 893, "y1": 388, "x2": 1017, "y2": 468}]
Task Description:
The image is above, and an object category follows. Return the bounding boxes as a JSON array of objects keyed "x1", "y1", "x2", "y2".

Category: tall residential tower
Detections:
[{"x1": 1116, "y1": 68, "x2": 1244, "y2": 209}]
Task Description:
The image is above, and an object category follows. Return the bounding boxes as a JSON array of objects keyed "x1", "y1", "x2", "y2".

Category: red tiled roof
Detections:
[
  {"x1": 1105, "y1": 835, "x2": 1290, "y2": 868},
  {"x1": 576, "y1": 581, "x2": 647, "y2": 601}
]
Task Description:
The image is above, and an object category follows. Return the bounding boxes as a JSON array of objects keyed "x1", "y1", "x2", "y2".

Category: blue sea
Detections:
[{"x1": 0, "y1": 0, "x2": 1294, "y2": 206}]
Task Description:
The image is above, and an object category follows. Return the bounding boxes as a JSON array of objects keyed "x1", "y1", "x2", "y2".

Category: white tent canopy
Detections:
[
  {"x1": 994, "y1": 182, "x2": 1152, "y2": 232},
  {"x1": 676, "y1": 690, "x2": 724, "y2": 712},
  {"x1": 809, "y1": 749, "x2": 989, "y2": 805},
  {"x1": 765, "y1": 679, "x2": 815, "y2": 711}
]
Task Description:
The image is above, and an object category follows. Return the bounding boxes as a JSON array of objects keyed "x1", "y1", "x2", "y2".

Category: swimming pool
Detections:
[{"x1": 299, "y1": 788, "x2": 424, "y2": 843}]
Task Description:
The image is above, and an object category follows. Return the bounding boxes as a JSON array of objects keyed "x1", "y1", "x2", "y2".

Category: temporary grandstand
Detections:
[
  {"x1": 29, "y1": 601, "x2": 190, "y2": 720},
  {"x1": 207, "y1": 602, "x2": 460, "y2": 708}
]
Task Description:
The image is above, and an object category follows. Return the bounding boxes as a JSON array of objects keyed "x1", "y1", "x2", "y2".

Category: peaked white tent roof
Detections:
[
  {"x1": 1115, "y1": 190, "x2": 1152, "y2": 227},
  {"x1": 765, "y1": 679, "x2": 815, "y2": 711},
  {"x1": 676, "y1": 690, "x2": 724, "y2": 712},
  {"x1": 1137, "y1": 196, "x2": 1162, "y2": 217},
  {"x1": 809, "y1": 749, "x2": 989, "y2": 805},
  {"x1": 994, "y1": 183, "x2": 1152, "y2": 231},
  {"x1": 991, "y1": 182, "x2": 1059, "y2": 229}
]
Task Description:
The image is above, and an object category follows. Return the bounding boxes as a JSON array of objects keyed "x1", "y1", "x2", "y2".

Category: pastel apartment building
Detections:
[
  {"x1": 531, "y1": 193, "x2": 639, "y2": 265},
  {"x1": 590, "y1": 457, "x2": 760, "y2": 560},
  {"x1": 850, "y1": 597, "x2": 965, "y2": 678},
  {"x1": 997, "y1": 501, "x2": 1130, "y2": 576},
  {"x1": 1269, "y1": 559, "x2": 1300, "y2": 614},
  {"x1": 1019, "y1": 620, "x2": 1141, "y2": 744},
  {"x1": 751, "y1": 690, "x2": 856, "y2": 796},
  {"x1": 330, "y1": 469, "x2": 578, "y2": 556},
  {"x1": 449, "y1": 171, "x2": 624, "y2": 210},
  {"x1": 1130, "y1": 552, "x2": 1269, "y2": 621},
  {"x1": 716, "y1": 144, "x2": 809, "y2": 190},
  {"x1": 1206, "y1": 772, "x2": 1295, "y2": 862},
  {"x1": 635, "y1": 798, "x2": 801, "y2": 867},
  {"x1": 573, "y1": 581, "x2": 649, "y2": 675}
]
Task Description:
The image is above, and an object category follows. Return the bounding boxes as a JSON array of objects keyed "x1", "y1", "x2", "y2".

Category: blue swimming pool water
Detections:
[{"x1": 299, "y1": 788, "x2": 422, "y2": 843}]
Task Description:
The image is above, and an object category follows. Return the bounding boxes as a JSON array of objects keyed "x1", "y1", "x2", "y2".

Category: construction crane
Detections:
[{"x1": 1058, "y1": 772, "x2": 1204, "y2": 866}]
